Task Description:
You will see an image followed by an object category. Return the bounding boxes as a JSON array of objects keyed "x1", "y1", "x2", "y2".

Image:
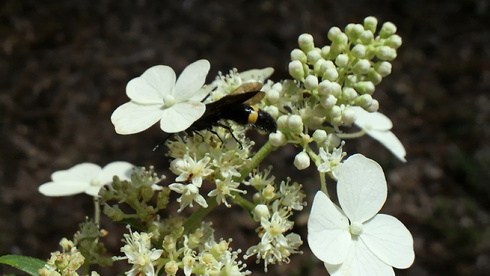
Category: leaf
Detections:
[{"x1": 0, "y1": 255, "x2": 46, "y2": 276}]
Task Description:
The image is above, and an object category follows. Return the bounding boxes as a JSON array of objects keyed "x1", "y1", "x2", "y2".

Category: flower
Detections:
[
  {"x1": 39, "y1": 162, "x2": 135, "y2": 197},
  {"x1": 119, "y1": 229, "x2": 163, "y2": 276},
  {"x1": 111, "y1": 59, "x2": 210, "y2": 134},
  {"x1": 308, "y1": 154, "x2": 414, "y2": 276},
  {"x1": 352, "y1": 106, "x2": 406, "y2": 162},
  {"x1": 168, "y1": 183, "x2": 208, "y2": 212}
]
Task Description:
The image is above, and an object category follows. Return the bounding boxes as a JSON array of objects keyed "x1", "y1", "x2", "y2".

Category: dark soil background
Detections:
[{"x1": 1, "y1": 0, "x2": 489, "y2": 275}]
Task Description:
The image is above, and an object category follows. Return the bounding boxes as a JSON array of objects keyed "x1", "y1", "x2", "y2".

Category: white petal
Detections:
[
  {"x1": 96, "y1": 161, "x2": 136, "y2": 184},
  {"x1": 353, "y1": 106, "x2": 392, "y2": 131},
  {"x1": 325, "y1": 239, "x2": 395, "y2": 276},
  {"x1": 111, "y1": 102, "x2": 164, "y2": 134},
  {"x1": 39, "y1": 181, "x2": 89, "y2": 196},
  {"x1": 308, "y1": 191, "x2": 351, "y2": 265},
  {"x1": 238, "y1": 67, "x2": 274, "y2": 82},
  {"x1": 337, "y1": 154, "x2": 387, "y2": 223},
  {"x1": 173, "y1": 60, "x2": 210, "y2": 102},
  {"x1": 51, "y1": 163, "x2": 101, "y2": 183},
  {"x1": 126, "y1": 65, "x2": 175, "y2": 103},
  {"x1": 160, "y1": 102, "x2": 205, "y2": 133},
  {"x1": 365, "y1": 130, "x2": 407, "y2": 162},
  {"x1": 361, "y1": 214, "x2": 415, "y2": 269}
]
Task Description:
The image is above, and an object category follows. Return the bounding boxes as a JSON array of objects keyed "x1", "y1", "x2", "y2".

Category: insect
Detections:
[
  {"x1": 190, "y1": 82, "x2": 277, "y2": 133},
  {"x1": 154, "y1": 82, "x2": 276, "y2": 151}
]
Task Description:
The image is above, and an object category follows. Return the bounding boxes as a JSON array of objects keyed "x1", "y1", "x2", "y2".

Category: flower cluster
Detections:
[{"x1": 29, "y1": 16, "x2": 415, "y2": 276}]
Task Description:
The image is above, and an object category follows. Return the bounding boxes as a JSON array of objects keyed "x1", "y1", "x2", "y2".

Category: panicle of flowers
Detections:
[
  {"x1": 265, "y1": 16, "x2": 405, "y2": 162},
  {"x1": 245, "y1": 201, "x2": 303, "y2": 272},
  {"x1": 115, "y1": 226, "x2": 164, "y2": 276},
  {"x1": 101, "y1": 166, "x2": 169, "y2": 223},
  {"x1": 74, "y1": 219, "x2": 113, "y2": 267},
  {"x1": 38, "y1": 238, "x2": 100, "y2": 276}
]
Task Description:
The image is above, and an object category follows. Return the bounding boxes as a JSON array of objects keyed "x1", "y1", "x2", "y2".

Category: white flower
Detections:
[
  {"x1": 308, "y1": 154, "x2": 414, "y2": 276},
  {"x1": 352, "y1": 106, "x2": 407, "y2": 162},
  {"x1": 170, "y1": 155, "x2": 214, "y2": 188},
  {"x1": 39, "y1": 161, "x2": 135, "y2": 197},
  {"x1": 168, "y1": 183, "x2": 208, "y2": 212},
  {"x1": 207, "y1": 175, "x2": 245, "y2": 207},
  {"x1": 120, "y1": 229, "x2": 163, "y2": 276},
  {"x1": 111, "y1": 59, "x2": 210, "y2": 134}
]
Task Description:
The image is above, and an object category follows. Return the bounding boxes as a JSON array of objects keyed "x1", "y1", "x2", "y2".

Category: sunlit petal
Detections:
[
  {"x1": 361, "y1": 214, "x2": 415, "y2": 269},
  {"x1": 160, "y1": 102, "x2": 205, "y2": 133},
  {"x1": 126, "y1": 65, "x2": 176, "y2": 103},
  {"x1": 308, "y1": 191, "x2": 351, "y2": 264},
  {"x1": 51, "y1": 163, "x2": 101, "y2": 183},
  {"x1": 174, "y1": 60, "x2": 210, "y2": 101},
  {"x1": 337, "y1": 154, "x2": 387, "y2": 223},
  {"x1": 365, "y1": 130, "x2": 407, "y2": 162},
  {"x1": 111, "y1": 102, "x2": 164, "y2": 134},
  {"x1": 39, "y1": 181, "x2": 89, "y2": 197}
]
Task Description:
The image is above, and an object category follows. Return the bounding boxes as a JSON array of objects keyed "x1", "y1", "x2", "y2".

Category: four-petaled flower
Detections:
[
  {"x1": 111, "y1": 59, "x2": 210, "y2": 134},
  {"x1": 352, "y1": 106, "x2": 407, "y2": 162},
  {"x1": 39, "y1": 162, "x2": 135, "y2": 197},
  {"x1": 308, "y1": 154, "x2": 414, "y2": 276}
]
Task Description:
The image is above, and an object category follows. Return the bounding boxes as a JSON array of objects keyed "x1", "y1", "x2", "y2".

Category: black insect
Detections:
[
  {"x1": 189, "y1": 82, "x2": 277, "y2": 134},
  {"x1": 153, "y1": 82, "x2": 276, "y2": 151}
]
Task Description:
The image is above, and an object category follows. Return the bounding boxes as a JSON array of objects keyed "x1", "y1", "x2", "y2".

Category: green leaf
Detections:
[{"x1": 0, "y1": 255, "x2": 46, "y2": 276}]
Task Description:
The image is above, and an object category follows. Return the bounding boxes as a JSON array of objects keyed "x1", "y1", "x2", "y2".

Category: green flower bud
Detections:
[
  {"x1": 375, "y1": 61, "x2": 392, "y2": 77},
  {"x1": 288, "y1": 60, "x2": 305, "y2": 80},
  {"x1": 320, "y1": 94, "x2": 338, "y2": 109},
  {"x1": 264, "y1": 105, "x2": 279, "y2": 118},
  {"x1": 327, "y1": 26, "x2": 343, "y2": 43},
  {"x1": 367, "y1": 68, "x2": 382, "y2": 84},
  {"x1": 376, "y1": 46, "x2": 397, "y2": 60},
  {"x1": 291, "y1": 48, "x2": 307, "y2": 63},
  {"x1": 353, "y1": 59, "x2": 371, "y2": 74},
  {"x1": 294, "y1": 151, "x2": 310, "y2": 170},
  {"x1": 335, "y1": 54, "x2": 349, "y2": 67},
  {"x1": 277, "y1": 115, "x2": 289, "y2": 129},
  {"x1": 266, "y1": 89, "x2": 280, "y2": 104},
  {"x1": 351, "y1": 44, "x2": 366, "y2": 58},
  {"x1": 342, "y1": 87, "x2": 358, "y2": 101},
  {"x1": 269, "y1": 131, "x2": 286, "y2": 147},
  {"x1": 345, "y1": 23, "x2": 364, "y2": 41},
  {"x1": 323, "y1": 67, "x2": 339, "y2": 81},
  {"x1": 288, "y1": 114, "x2": 304, "y2": 131},
  {"x1": 307, "y1": 48, "x2": 322, "y2": 64},
  {"x1": 366, "y1": 99, "x2": 379, "y2": 112},
  {"x1": 341, "y1": 107, "x2": 357, "y2": 125},
  {"x1": 364, "y1": 16, "x2": 378, "y2": 33},
  {"x1": 359, "y1": 30, "x2": 374, "y2": 44},
  {"x1": 305, "y1": 75, "x2": 319, "y2": 90},
  {"x1": 385, "y1": 34, "x2": 402, "y2": 49},
  {"x1": 355, "y1": 94, "x2": 374, "y2": 108},
  {"x1": 329, "y1": 105, "x2": 341, "y2": 118},
  {"x1": 312, "y1": 129, "x2": 328, "y2": 144},
  {"x1": 298, "y1": 33, "x2": 315, "y2": 52},
  {"x1": 379, "y1": 21, "x2": 397, "y2": 38},
  {"x1": 321, "y1": 45, "x2": 331, "y2": 59},
  {"x1": 355, "y1": 81, "x2": 375, "y2": 95}
]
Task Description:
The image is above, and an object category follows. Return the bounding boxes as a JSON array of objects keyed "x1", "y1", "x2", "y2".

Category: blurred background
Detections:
[{"x1": 1, "y1": 0, "x2": 489, "y2": 275}]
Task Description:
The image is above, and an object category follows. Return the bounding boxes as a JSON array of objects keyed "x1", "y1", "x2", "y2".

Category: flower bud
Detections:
[
  {"x1": 353, "y1": 59, "x2": 371, "y2": 75},
  {"x1": 351, "y1": 44, "x2": 366, "y2": 58},
  {"x1": 291, "y1": 48, "x2": 307, "y2": 63},
  {"x1": 379, "y1": 21, "x2": 397, "y2": 38},
  {"x1": 262, "y1": 184, "x2": 276, "y2": 201},
  {"x1": 269, "y1": 131, "x2": 286, "y2": 147},
  {"x1": 366, "y1": 99, "x2": 379, "y2": 112},
  {"x1": 385, "y1": 34, "x2": 402, "y2": 49},
  {"x1": 304, "y1": 75, "x2": 319, "y2": 90},
  {"x1": 253, "y1": 204, "x2": 270, "y2": 221},
  {"x1": 355, "y1": 94, "x2": 374, "y2": 108},
  {"x1": 288, "y1": 115, "x2": 303, "y2": 131},
  {"x1": 345, "y1": 23, "x2": 364, "y2": 40},
  {"x1": 326, "y1": 133, "x2": 341, "y2": 148},
  {"x1": 355, "y1": 81, "x2": 375, "y2": 95},
  {"x1": 266, "y1": 89, "x2": 280, "y2": 104},
  {"x1": 341, "y1": 107, "x2": 357, "y2": 125},
  {"x1": 165, "y1": 260, "x2": 179, "y2": 275},
  {"x1": 342, "y1": 87, "x2": 358, "y2": 101},
  {"x1": 375, "y1": 61, "x2": 392, "y2": 77},
  {"x1": 276, "y1": 115, "x2": 288, "y2": 129},
  {"x1": 318, "y1": 80, "x2": 341, "y2": 96},
  {"x1": 335, "y1": 54, "x2": 349, "y2": 67},
  {"x1": 364, "y1": 16, "x2": 378, "y2": 33},
  {"x1": 323, "y1": 67, "x2": 339, "y2": 81},
  {"x1": 312, "y1": 129, "x2": 328, "y2": 144},
  {"x1": 294, "y1": 151, "x2": 310, "y2": 170},
  {"x1": 307, "y1": 48, "x2": 322, "y2": 64},
  {"x1": 264, "y1": 105, "x2": 279, "y2": 118},
  {"x1": 327, "y1": 26, "x2": 343, "y2": 43},
  {"x1": 329, "y1": 105, "x2": 341, "y2": 118},
  {"x1": 288, "y1": 60, "x2": 305, "y2": 80},
  {"x1": 320, "y1": 45, "x2": 331, "y2": 59},
  {"x1": 359, "y1": 30, "x2": 374, "y2": 44},
  {"x1": 298, "y1": 33, "x2": 314, "y2": 52},
  {"x1": 320, "y1": 94, "x2": 338, "y2": 109},
  {"x1": 376, "y1": 46, "x2": 397, "y2": 61},
  {"x1": 367, "y1": 69, "x2": 382, "y2": 85}
]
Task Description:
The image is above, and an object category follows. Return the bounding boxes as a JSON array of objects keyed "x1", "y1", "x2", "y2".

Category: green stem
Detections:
[
  {"x1": 183, "y1": 198, "x2": 218, "y2": 234},
  {"x1": 240, "y1": 141, "x2": 275, "y2": 179}
]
